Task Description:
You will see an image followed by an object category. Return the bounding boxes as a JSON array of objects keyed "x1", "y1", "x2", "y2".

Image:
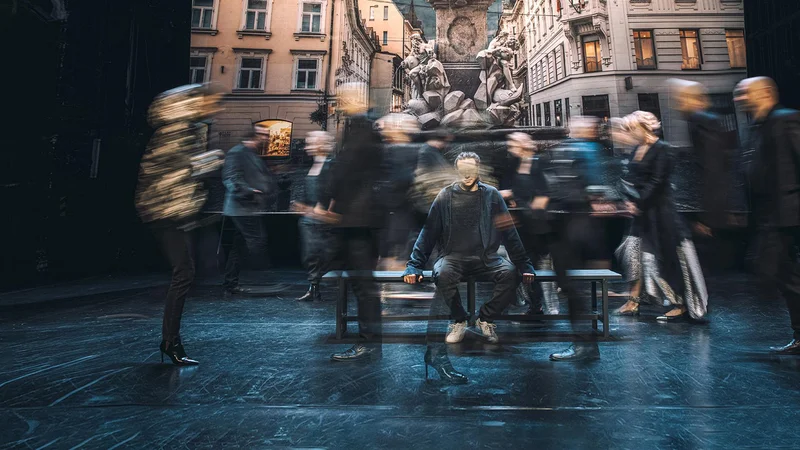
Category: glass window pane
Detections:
[
  {"x1": 192, "y1": 69, "x2": 205, "y2": 84},
  {"x1": 194, "y1": 0, "x2": 213, "y2": 6},
  {"x1": 307, "y1": 72, "x2": 317, "y2": 89},
  {"x1": 302, "y1": 15, "x2": 310, "y2": 32},
  {"x1": 299, "y1": 60, "x2": 316, "y2": 69},
  {"x1": 250, "y1": 70, "x2": 261, "y2": 89},
  {"x1": 201, "y1": 11, "x2": 212, "y2": 28},
  {"x1": 248, "y1": 0, "x2": 267, "y2": 10},
  {"x1": 190, "y1": 56, "x2": 206, "y2": 67},
  {"x1": 239, "y1": 71, "x2": 249, "y2": 89},
  {"x1": 246, "y1": 11, "x2": 255, "y2": 29},
  {"x1": 242, "y1": 58, "x2": 261, "y2": 69},
  {"x1": 297, "y1": 71, "x2": 307, "y2": 88},
  {"x1": 191, "y1": 9, "x2": 201, "y2": 27},
  {"x1": 257, "y1": 12, "x2": 266, "y2": 30},
  {"x1": 304, "y1": 3, "x2": 322, "y2": 13},
  {"x1": 312, "y1": 16, "x2": 320, "y2": 32}
]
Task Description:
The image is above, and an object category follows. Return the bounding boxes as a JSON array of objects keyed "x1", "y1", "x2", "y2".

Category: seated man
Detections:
[{"x1": 403, "y1": 152, "x2": 535, "y2": 344}]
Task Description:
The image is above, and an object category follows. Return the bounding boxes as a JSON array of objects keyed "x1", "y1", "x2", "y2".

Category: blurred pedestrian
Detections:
[
  {"x1": 613, "y1": 112, "x2": 708, "y2": 322},
  {"x1": 734, "y1": 77, "x2": 800, "y2": 354}
]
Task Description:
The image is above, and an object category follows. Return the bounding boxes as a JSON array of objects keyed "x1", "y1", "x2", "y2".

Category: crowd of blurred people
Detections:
[{"x1": 135, "y1": 76, "x2": 800, "y2": 382}]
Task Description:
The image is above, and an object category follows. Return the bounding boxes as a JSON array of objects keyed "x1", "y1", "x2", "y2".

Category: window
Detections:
[
  {"x1": 384, "y1": 6, "x2": 389, "y2": 20},
  {"x1": 560, "y1": 44, "x2": 567, "y2": 78},
  {"x1": 192, "y1": 0, "x2": 214, "y2": 29},
  {"x1": 383, "y1": 31, "x2": 388, "y2": 45},
  {"x1": 238, "y1": 57, "x2": 264, "y2": 89},
  {"x1": 190, "y1": 56, "x2": 208, "y2": 84},
  {"x1": 369, "y1": 5, "x2": 376, "y2": 20},
  {"x1": 633, "y1": 30, "x2": 656, "y2": 69},
  {"x1": 544, "y1": 102, "x2": 552, "y2": 126},
  {"x1": 583, "y1": 36, "x2": 602, "y2": 73},
  {"x1": 582, "y1": 95, "x2": 610, "y2": 120},
  {"x1": 565, "y1": 98, "x2": 570, "y2": 125},
  {"x1": 295, "y1": 59, "x2": 319, "y2": 90},
  {"x1": 638, "y1": 93, "x2": 662, "y2": 134},
  {"x1": 536, "y1": 104, "x2": 542, "y2": 126},
  {"x1": 680, "y1": 30, "x2": 702, "y2": 70},
  {"x1": 253, "y1": 120, "x2": 293, "y2": 158},
  {"x1": 545, "y1": 55, "x2": 551, "y2": 85},
  {"x1": 726, "y1": 29, "x2": 746, "y2": 69},
  {"x1": 244, "y1": 0, "x2": 269, "y2": 30},
  {"x1": 302, "y1": 2, "x2": 323, "y2": 33},
  {"x1": 554, "y1": 99, "x2": 563, "y2": 127}
]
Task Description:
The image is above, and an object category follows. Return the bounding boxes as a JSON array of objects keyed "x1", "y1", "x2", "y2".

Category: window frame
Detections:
[
  {"x1": 725, "y1": 29, "x2": 746, "y2": 69},
  {"x1": 292, "y1": 54, "x2": 324, "y2": 91},
  {"x1": 191, "y1": 0, "x2": 217, "y2": 30},
  {"x1": 544, "y1": 101, "x2": 552, "y2": 127},
  {"x1": 239, "y1": 0, "x2": 273, "y2": 33},
  {"x1": 680, "y1": 29, "x2": 703, "y2": 70},
  {"x1": 297, "y1": 1, "x2": 327, "y2": 34},
  {"x1": 369, "y1": 5, "x2": 376, "y2": 21},
  {"x1": 189, "y1": 53, "x2": 211, "y2": 84},
  {"x1": 383, "y1": 31, "x2": 388, "y2": 46},
  {"x1": 582, "y1": 36, "x2": 602, "y2": 73},
  {"x1": 384, "y1": 5, "x2": 389, "y2": 20},
  {"x1": 633, "y1": 29, "x2": 657, "y2": 70},
  {"x1": 535, "y1": 103, "x2": 542, "y2": 126},
  {"x1": 236, "y1": 55, "x2": 267, "y2": 91},
  {"x1": 554, "y1": 99, "x2": 563, "y2": 127}
]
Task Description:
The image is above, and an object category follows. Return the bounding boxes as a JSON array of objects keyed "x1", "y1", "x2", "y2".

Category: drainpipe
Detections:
[{"x1": 323, "y1": 0, "x2": 336, "y2": 131}]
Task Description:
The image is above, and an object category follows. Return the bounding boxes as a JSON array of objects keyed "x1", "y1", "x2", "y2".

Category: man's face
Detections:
[
  {"x1": 734, "y1": 82, "x2": 754, "y2": 112},
  {"x1": 254, "y1": 126, "x2": 270, "y2": 144},
  {"x1": 456, "y1": 159, "x2": 480, "y2": 189}
]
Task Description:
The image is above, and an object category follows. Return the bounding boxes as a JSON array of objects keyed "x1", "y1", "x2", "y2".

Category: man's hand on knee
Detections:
[
  {"x1": 403, "y1": 274, "x2": 423, "y2": 284},
  {"x1": 522, "y1": 272, "x2": 535, "y2": 284}
]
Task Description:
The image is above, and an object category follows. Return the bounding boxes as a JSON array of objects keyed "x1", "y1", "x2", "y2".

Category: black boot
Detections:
[
  {"x1": 297, "y1": 283, "x2": 322, "y2": 302},
  {"x1": 424, "y1": 347, "x2": 468, "y2": 384},
  {"x1": 160, "y1": 340, "x2": 199, "y2": 366},
  {"x1": 330, "y1": 344, "x2": 381, "y2": 362},
  {"x1": 549, "y1": 343, "x2": 600, "y2": 362}
]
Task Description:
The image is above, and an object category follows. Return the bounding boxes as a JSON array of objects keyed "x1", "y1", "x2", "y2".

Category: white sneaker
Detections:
[
  {"x1": 445, "y1": 321, "x2": 468, "y2": 343},
  {"x1": 475, "y1": 318, "x2": 499, "y2": 344}
]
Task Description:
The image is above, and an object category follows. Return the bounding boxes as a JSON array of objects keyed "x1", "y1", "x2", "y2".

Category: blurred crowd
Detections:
[{"x1": 135, "y1": 77, "x2": 800, "y2": 382}]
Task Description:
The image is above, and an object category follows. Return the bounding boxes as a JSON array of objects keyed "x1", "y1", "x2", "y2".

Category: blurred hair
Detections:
[
  {"x1": 378, "y1": 113, "x2": 420, "y2": 136},
  {"x1": 455, "y1": 151, "x2": 481, "y2": 166},
  {"x1": 668, "y1": 78, "x2": 710, "y2": 109},
  {"x1": 507, "y1": 131, "x2": 535, "y2": 148},
  {"x1": 625, "y1": 110, "x2": 661, "y2": 134}
]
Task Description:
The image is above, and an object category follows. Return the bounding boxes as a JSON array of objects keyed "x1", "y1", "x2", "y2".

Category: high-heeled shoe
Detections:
[
  {"x1": 160, "y1": 340, "x2": 199, "y2": 366},
  {"x1": 613, "y1": 301, "x2": 640, "y2": 316},
  {"x1": 656, "y1": 309, "x2": 687, "y2": 322},
  {"x1": 424, "y1": 348, "x2": 468, "y2": 385},
  {"x1": 296, "y1": 283, "x2": 321, "y2": 302}
]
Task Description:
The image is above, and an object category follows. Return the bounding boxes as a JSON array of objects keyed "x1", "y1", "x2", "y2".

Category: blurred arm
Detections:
[
  {"x1": 405, "y1": 192, "x2": 444, "y2": 276},
  {"x1": 222, "y1": 150, "x2": 256, "y2": 200}
]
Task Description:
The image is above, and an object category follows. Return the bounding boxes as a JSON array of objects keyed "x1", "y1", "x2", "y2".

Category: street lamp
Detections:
[{"x1": 568, "y1": 0, "x2": 584, "y2": 14}]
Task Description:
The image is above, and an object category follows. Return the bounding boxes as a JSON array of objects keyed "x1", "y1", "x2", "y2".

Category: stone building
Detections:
[
  {"x1": 500, "y1": 0, "x2": 746, "y2": 146},
  {"x1": 190, "y1": 0, "x2": 379, "y2": 155}
]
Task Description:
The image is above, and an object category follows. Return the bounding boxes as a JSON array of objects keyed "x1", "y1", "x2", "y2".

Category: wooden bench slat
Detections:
[{"x1": 323, "y1": 269, "x2": 622, "y2": 281}]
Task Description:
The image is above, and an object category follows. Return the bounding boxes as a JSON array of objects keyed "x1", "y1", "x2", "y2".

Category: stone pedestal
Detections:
[
  {"x1": 443, "y1": 62, "x2": 482, "y2": 100},
  {"x1": 427, "y1": 0, "x2": 493, "y2": 64}
]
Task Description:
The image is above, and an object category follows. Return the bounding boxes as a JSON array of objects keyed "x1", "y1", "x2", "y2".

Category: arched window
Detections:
[{"x1": 253, "y1": 119, "x2": 293, "y2": 158}]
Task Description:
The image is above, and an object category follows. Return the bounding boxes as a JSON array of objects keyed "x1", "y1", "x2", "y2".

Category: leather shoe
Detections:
[
  {"x1": 549, "y1": 344, "x2": 600, "y2": 362},
  {"x1": 770, "y1": 339, "x2": 800, "y2": 355},
  {"x1": 224, "y1": 286, "x2": 252, "y2": 295},
  {"x1": 330, "y1": 344, "x2": 381, "y2": 362}
]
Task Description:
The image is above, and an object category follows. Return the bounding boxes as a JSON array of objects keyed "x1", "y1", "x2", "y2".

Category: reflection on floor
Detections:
[{"x1": 2, "y1": 271, "x2": 800, "y2": 448}]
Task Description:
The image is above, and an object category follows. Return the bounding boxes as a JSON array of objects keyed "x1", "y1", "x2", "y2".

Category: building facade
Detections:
[
  {"x1": 190, "y1": 0, "x2": 378, "y2": 155},
  {"x1": 501, "y1": 0, "x2": 746, "y2": 146}
]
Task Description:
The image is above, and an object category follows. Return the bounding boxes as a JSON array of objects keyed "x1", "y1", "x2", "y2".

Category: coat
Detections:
[{"x1": 222, "y1": 144, "x2": 276, "y2": 217}]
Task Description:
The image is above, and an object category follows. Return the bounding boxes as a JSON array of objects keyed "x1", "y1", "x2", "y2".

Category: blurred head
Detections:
[
  {"x1": 623, "y1": 111, "x2": 661, "y2": 145},
  {"x1": 506, "y1": 132, "x2": 536, "y2": 158},
  {"x1": 377, "y1": 113, "x2": 420, "y2": 143},
  {"x1": 243, "y1": 124, "x2": 270, "y2": 147},
  {"x1": 570, "y1": 116, "x2": 600, "y2": 140},
  {"x1": 337, "y1": 82, "x2": 368, "y2": 116},
  {"x1": 609, "y1": 117, "x2": 638, "y2": 149},
  {"x1": 148, "y1": 84, "x2": 220, "y2": 127},
  {"x1": 305, "y1": 131, "x2": 334, "y2": 157},
  {"x1": 734, "y1": 77, "x2": 779, "y2": 119},
  {"x1": 668, "y1": 78, "x2": 710, "y2": 113},
  {"x1": 455, "y1": 152, "x2": 481, "y2": 190}
]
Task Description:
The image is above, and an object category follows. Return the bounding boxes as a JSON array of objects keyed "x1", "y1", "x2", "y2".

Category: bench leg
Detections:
[
  {"x1": 335, "y1": 278, "x2": 347, "y2": 339},
  {"x1": 467, "y1": 279, "x2": 476, "y2": 326},
  {"x1": 602, "y1": 279, "x2": 609, "y2": 338},
  {"x1": 591, "y1": 281, "x2": 598, "y2": 331}
]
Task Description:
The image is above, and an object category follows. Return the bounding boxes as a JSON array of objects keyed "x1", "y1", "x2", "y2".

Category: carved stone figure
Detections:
[
  {"x1": 401, "y1": 34, "x2": 433, "y2": 100},
  {"x1": 475, "y1": 32, "x2": 525, "y2": 126}
]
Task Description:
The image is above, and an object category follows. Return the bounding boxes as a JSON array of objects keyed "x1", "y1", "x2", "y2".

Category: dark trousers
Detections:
[
  {"x1": 223, "y1": 216, "x2": 268, "y2": 288},
  {"x1": 153, "y1": 224, "x2": 195, "y2": 344},
  {"x1": 299, "y1": 217, "x2": 335, "y2": 283},
  {"x1": 332, "y1": 227, "x2": 382, "y2": 341},
  {"x1": 548, "y1": 216, "x2": 594, "y2": 329},
  {"x1": 756, "y1": 226, "x2": 800, "y2": 339}
]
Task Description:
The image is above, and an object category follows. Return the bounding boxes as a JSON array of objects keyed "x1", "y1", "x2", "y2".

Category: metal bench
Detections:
[{"x1": 322, "y1": 269, "x2": 622, "y2": 340}]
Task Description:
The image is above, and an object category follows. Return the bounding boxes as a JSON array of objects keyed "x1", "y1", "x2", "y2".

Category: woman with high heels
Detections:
[
  {"x1": 294, "y1": 131, "x2": 335, "y2": 302},
  {"x1": 612, "y1": 111, "x2": 708, "y2": 321}
]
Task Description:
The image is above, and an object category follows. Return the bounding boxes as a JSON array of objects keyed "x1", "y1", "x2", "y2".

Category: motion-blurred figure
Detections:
[
  {"x1": 221, "y1": 125, "x2": 278, "y2": 296},
  {"x1": 613, "y1": 112, "x2": 708, "y2": 322},
  {"x1": 670, "y1": 79, "x2": 732, "y2": 237},
  {"x1": 327, "y1": 83, "x2": 386, "y2": 362},
  {"x1": 734, "y1": 77, "x2": 800, "y2": 354},
  {"x1": 404, "y1": 152, "x2": 534, "y2": 383},
  {"x1": 500, "y1": 132, "x2": 559, "y2": 315},
  {"x1": 135, "y1": 84, "x2": 224, "y2": 365},
  {"x1": 293, "y1": 131, "x2": 335, "y2": 302}
]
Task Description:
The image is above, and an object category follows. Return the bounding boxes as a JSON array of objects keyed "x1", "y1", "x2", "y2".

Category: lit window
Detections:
[
  {"x1": 583, "y1": 37, "x2": 602, "y2": 73},
  {"x1": 238, "y1": 57, "x2": 264, "y2": 90},
  {"x1": 633, "y1": 30, "x2": 656, "y2": 69},
  {"x1": 302, "y1": 2, "x2": 323, "y2": 33},
  {"x1": 191, "y1": 0, "x2": 214, "y2": 29},
  {"x1": 680, "y1": 30, "x2": 702, "y2": 70},
  {"x1": 296, "y1": 59, "x2": 319, "y2": 90},
  {"x1": 726, "y1": 29, "x2": 746, "y2": 69}
]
